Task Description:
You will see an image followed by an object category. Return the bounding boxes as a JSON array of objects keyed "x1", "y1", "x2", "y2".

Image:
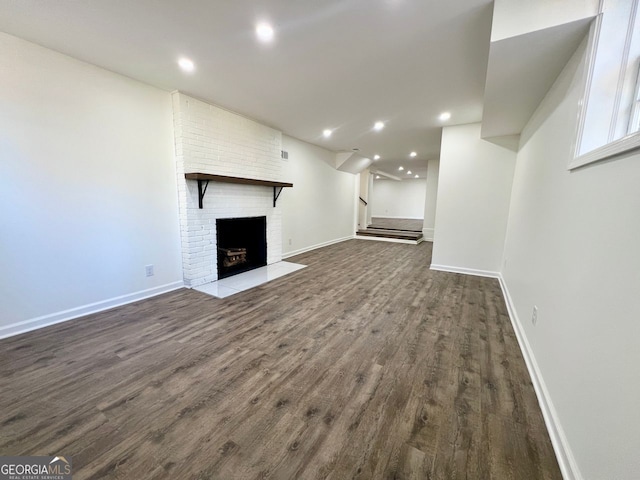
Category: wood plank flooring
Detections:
[{"x1": 0, "y1": 240, "x2": 561, "y2": 480}]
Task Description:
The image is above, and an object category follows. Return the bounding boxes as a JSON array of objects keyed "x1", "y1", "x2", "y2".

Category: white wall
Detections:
[
  {"x1": 367, "y1": 173, "x2": 373, "y2": 226},
  {"x1": 422, "y1": 159, "x2": 440, "y2": 241},
  {"x1": 502, "y1": 37, "x2": 640, "y2": 480},
  {"x1": 358, "y1": 169, "x2": 371, "y2": 229},
  {"x1": 280, "y1": 135, "x2": 356, "y2": 257},
  {"x1": 371, "y1": 178, "x2": 427, "y2": 219},
  {"x1": 0, "y1": 33, "x2": 183, "y2": 337},
  {"x1": 431, "y1": 123, "x2": 515, "y2": 275}
]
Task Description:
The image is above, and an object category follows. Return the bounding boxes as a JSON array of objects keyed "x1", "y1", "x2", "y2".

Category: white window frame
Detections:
[
  {"x1": 629, "y1": 62, "x2": 640, "y2": 133},
  {"x1": 570, "y1": 0, "x2": 640, "y2": 170}
]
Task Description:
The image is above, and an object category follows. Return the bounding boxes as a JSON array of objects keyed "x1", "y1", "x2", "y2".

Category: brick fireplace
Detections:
[{"x1": 171, "y1": 92, "x2": 285, "y2": 287}]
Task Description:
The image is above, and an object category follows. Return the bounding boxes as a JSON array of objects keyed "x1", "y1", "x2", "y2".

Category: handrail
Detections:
[{"x1": 359, "y1": 196, "x2": 368, "y2": 206}]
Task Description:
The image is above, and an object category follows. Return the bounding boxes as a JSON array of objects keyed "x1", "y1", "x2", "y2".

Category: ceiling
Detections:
[{"x1": 0, "y1": 0, "x2": 494, "y2": 178}]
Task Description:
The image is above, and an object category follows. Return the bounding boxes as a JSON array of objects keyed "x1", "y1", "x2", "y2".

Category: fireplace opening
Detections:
[{"x1": 216, "y1": 216, "x2": 267, "y2": 280}]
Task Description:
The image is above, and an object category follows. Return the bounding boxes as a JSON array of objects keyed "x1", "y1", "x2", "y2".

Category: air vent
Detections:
[{"x1": 281, "y1": 150, "x2": 289, "y2": 160}]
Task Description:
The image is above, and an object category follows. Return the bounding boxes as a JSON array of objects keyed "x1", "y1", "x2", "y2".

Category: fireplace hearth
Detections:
[{"x1": 216, "y1": 216, "x2": 267, "y2": 280}]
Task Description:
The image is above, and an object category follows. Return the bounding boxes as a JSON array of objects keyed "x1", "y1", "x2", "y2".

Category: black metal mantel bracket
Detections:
[
  {"x1": 197, "y1": 180, "x2": 209, "y2": 209},
  {"x1": 273, "y1": 186, "x2": 284, "y2": 207}
]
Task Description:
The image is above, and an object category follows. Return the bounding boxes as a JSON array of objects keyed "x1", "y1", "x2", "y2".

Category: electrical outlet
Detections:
[
  {"x1": 145, "y1": 264, "x2": 154, "y2": 277},
  {"x1": 531, "y1": 306, "x2": 538, "y2": 326}
]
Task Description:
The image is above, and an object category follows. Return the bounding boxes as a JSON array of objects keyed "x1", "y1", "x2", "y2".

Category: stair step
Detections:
[
  {"x1": 356, "y1": 229, "x2": 423, "y2": 241},
  {"x1": 367, "y1": 224, "x2": 423, "y2": 233}
]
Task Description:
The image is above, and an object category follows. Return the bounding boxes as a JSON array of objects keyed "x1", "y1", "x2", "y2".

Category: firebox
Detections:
[{"x1": 216, "y1": 216, "x2": 267, "y2": 280}]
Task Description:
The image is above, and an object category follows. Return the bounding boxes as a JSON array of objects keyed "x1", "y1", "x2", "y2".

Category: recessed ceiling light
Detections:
[
  {"x1": 410, "y1": 151, "x2": 417, "y2": 157},
  {"x1": 178, "y1": 57, "x2": 195, "y2": 73},
  {"x1": 439, "y1": 111, "x2": 451, "y2": 121},
  {"x1": 373, "y1": 154, "x2": 380, "y2": 160},
  {"x1": 415, "y1": 175, "x2": 419, "y2": 178},
  {"x1": 398, "y1": 166, "x2": 404, "y2": 171},
  {"x1": 256, "y1": 22, "x2": 275, "y2": 43},
  {"x1": 407, "y1": 170, "x2": 412, "y2": 175},
  {"x1": 322, "y1": 129, "x2": 332, "y2": 138},
  {"x1": 376, "y1": 175, "x2": 381, "y2": 179},
  {"x1": 373, "y1": 121, "x2": 385, "y2": 131}
]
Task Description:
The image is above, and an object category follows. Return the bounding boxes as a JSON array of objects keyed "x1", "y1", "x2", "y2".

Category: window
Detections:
[
  {"x1": 630, "y1": 62, "x2": 640, "y2": 133},
  {"x1": 571, "y1": 0, "x2": 640, "y2": 169}
]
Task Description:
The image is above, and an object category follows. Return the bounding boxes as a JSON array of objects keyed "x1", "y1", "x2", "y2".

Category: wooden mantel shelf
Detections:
[
  {"x1": 184, "y1": 173, "x2": 293, "y2": 188},
  {"x1": 184, "y1": 173, "x2": 293, "y2": 208}
]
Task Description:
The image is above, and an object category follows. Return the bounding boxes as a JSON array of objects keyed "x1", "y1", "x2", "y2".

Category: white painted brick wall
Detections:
[{"x1": 172, "y1": 92, "x2": 284, "y2": 286}]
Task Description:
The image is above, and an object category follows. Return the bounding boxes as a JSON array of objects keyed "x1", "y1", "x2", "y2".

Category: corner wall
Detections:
[
  {"x1": 431, "y1": 123, "x2": 516, "y2": 275},
  {"x1": 358, "y1": 169, "x2": 372, "y2": 229},
  {"x1": 422, "y1": 159, "x2": 440, "y2": 241},
  {"x1": 0, "y1": 33, "x2": 183, "y2": 337},
  {"x1": 280, "y1": 135, "x2": 356, "y2": 257},
  {"x1": 501, "y1": 37, "x2": 640, "y2": 480}
]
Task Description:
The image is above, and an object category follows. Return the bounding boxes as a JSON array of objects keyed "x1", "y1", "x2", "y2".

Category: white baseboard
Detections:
[
  {"x1": 0, "y1": 281, "x2": 184, "y2": 340},
  {"x1": 282, "y1": 236, "x2": 353, "y2": 259},
  {"x1": 429, "y1": 264, "x2": 500, "y2": 278},
  {"x1": 371, "y1": 215, "x2": 424, "y2": 220},
  {"x1": 422, "y1": 227, "x2": 434, "y2": 241},
  {"x1": 497, "y1": 274, "x2": 581, "y2": 480}
]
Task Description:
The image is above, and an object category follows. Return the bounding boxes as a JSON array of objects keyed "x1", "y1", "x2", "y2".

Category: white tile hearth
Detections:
[{"x1": 193, "y1": 261, "x2": 306, "y2": 298}]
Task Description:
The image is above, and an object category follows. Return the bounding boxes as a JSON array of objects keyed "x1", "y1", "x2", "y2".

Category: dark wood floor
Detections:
[{"x1": 0, "y1": 240, "x2": 561, "y2": 480}]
